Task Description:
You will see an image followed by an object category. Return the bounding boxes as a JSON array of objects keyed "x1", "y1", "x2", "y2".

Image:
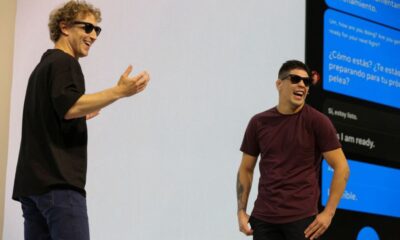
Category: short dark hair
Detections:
[
  {"x1": 278, "y1": 60, "x2": 311, "y2": 79},
  {"x1": 48, "y1": 0, "x2": 102, "y2": 43}
]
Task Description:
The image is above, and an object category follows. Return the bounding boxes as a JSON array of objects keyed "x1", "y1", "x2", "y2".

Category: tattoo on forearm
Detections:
[{"x1": 236, "y1": 172, "x2": 246, "y2": 212}]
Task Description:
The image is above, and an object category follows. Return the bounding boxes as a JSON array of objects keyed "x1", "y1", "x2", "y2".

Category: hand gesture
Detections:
[{"x1": 117, "y1": 65, "x2": 150, "y2": 97}]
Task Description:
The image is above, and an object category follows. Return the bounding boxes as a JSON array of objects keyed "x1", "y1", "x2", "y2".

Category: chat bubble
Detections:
[
  {"x1": 325, "y1": 0, "x2": 400, "y2": 30},
  {"x1": 323, "y1": 9, "x2": 400, "y2": 109},
  {"x1": 322, "y1": 159, "x2": 400, "y2": 218}
]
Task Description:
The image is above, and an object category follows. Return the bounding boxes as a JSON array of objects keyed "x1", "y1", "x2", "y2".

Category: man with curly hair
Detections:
[{"x1": 12, "y1": 1, "x2": 150, "y2": 239}]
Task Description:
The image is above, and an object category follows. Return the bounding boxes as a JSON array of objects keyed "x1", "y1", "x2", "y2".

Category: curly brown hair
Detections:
[{"x1": 48, "y1": 0, "x2": 102, "y2": 43}]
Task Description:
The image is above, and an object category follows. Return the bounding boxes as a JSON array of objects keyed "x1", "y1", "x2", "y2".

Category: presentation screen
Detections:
[{"x1": 306, "y1": 0, "x2": 400, "y2": 239}]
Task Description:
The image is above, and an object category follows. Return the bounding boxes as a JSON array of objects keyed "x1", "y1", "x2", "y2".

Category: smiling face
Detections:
[
  {"x1": 276, "y1": 68, "x2": 310, "y2": 114},
  {"x1": 57, "y1": 13, "x2": 99, "y2": 59}
]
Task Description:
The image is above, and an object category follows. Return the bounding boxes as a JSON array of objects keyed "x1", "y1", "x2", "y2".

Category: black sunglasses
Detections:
[
  {"x1": 72, "y1": 21, "x2": 102, "y2": 36},
  {"x1": 282, "y1": 74, "x2": 312, "y2": 87}
]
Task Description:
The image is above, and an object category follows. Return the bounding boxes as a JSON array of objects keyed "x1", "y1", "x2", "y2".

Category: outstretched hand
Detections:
[{"x1": 117, "y1": 65, "x2": 150, "y2": 97}]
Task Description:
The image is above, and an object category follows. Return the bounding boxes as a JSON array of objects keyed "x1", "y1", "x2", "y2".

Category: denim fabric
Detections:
[{"x1": 20, "y1": 189, "x2": 89, "y2": 240}]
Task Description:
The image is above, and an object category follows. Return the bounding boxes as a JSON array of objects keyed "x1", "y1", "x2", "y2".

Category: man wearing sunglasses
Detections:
[
  {"x1": 236, "y1": 60, "x2": 349, "y2": 240},
  {"x1": 12, "y1": 1, "x2": 149, "y2": 239}
]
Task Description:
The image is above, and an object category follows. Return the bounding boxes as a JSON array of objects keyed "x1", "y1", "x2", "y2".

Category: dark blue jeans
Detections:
[
  {"x1": 249, "y1": 215, "x2": 317, "y2": 240},
  {"x1": 20, "y1": 189, "x2": 90, "y2": 240}
]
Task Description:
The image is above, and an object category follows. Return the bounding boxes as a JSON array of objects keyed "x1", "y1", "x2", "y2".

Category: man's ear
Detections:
[
  {"x1": 276, "y1": 79, "x2": 282, "y2": 91},
  {"x1": 59, "y1": 21, "x2": 69, "y2": 36}
]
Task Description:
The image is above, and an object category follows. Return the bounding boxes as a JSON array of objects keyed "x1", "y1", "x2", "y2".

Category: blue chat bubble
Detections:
[
  {"x1": 325, "y1": 0, "x2": 400, "y2": 30},
  {"x1": 323, "y1": 9, "x2": 400, "y2": 109},
  {"x1": 322, "y1": 159, "x2": 400, "y2": 218}
]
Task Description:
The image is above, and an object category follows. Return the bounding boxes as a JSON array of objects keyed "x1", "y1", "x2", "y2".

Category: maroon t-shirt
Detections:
[{"x1": 240, "y1": 104, "x2": 341, "y2": 223}]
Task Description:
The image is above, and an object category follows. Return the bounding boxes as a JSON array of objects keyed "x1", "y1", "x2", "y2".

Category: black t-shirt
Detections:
[
  {"x1": 13, "y1": 49, "x2": 87, "y2": 200},
  {"x1": 240, "y1": 104, "x2": 341, "y2": 223}
]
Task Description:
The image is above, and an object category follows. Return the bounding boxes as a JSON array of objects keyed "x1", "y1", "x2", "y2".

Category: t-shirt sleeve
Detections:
[
  {"x1": 50, "y1": 60, "x2": 85, "y2": 119},
  {"x1": 240, "y1": 116, "x2": 260, "y2": 157},
  {"x1": 314, "y1": 113, "x2": 342, "y2": 153}
]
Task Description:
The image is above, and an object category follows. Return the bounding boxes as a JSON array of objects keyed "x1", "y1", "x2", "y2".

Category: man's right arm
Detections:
[
  {"x1": 237, "y1": 153, "x2": 257, "y2": 236},
  {"x1": 64, "y1": 65, "x2": 150, "y2": 120}
]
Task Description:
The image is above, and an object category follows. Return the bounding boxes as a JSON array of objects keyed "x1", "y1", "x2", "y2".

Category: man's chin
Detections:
[
  {"x1": 291, "y1": 98, "x2": 305, "y2": 106},
  {"x1": 77, "y1": 51, "x2": 89, "y2": 58},
  {"x1": 290, "y1": 100, "x2": 305, "y2": 109}
]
